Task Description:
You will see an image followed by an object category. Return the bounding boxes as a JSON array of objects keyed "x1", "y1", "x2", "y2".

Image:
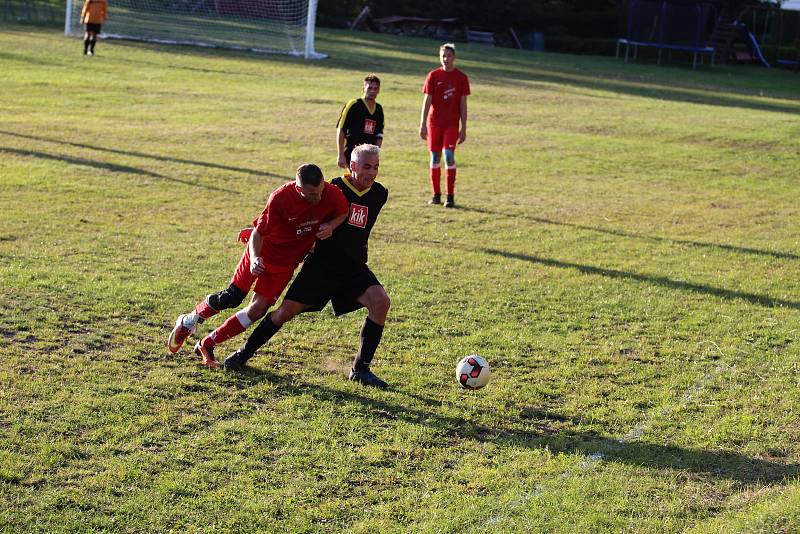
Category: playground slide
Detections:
[{"x1": 744, "y1": 30, "x2": 771, "y2": 68}]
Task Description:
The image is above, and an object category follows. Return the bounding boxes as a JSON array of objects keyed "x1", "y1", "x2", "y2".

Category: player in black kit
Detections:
[
  {"x1": 225, "y1": 143, "x2": 391, "y2": 388},
  {"x1": 337, "y1": 75, "x2": 384, "y2": 170}
]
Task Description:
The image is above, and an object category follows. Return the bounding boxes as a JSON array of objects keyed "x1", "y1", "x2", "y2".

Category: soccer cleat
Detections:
[
  {"x1": 428, "y1": 195, "x2": 441, "y2": 205},
  {"x1": 223, "y1": 349, "x2": 251, "y2": 371},
  {"x1": 348, "y1": 368, "x2": 389, "y2": 389},
  {"x1": 167, "y1": 314, "x2": 195, "y2": 354},
  {"x1": 194, "y1": 341, "x2": 220, "y2": 369},
  {"x1": 443, "y1": 195, "x2": 455, "y2": 208}
]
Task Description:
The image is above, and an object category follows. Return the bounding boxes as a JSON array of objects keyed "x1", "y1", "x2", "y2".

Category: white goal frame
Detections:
[{"x1": 65, "y1": 0, "x2": 325, "y2": 59}]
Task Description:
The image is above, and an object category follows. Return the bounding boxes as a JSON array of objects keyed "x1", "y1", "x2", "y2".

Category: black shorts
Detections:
[
  {"x1": 85, "y1": 23, "x2": 102, "y2": 33},
  {"x1": 285, "y1": 253, "x2": 380, "y2": 316}
]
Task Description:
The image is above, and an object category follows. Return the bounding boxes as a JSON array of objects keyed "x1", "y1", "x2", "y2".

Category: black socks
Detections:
[
  {"x1": 353, "y1": 317, "x2": 384, "y2": 371},
  {"x1": 241, "y1": 312, "x2": 282, "y2": 359}
]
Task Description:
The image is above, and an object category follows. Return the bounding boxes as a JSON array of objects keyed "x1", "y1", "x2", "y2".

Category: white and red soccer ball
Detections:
[{"x1": 455, "y1": 354, "x2": 491, "y2": 390}]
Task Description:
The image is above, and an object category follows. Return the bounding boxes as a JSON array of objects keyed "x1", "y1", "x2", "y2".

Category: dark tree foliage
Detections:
[{"x1": 318, "y1": 0, "x2": 621, "y2": 39}]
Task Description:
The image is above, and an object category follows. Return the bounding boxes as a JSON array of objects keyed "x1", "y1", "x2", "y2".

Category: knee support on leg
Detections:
[
  {"x1": 207, "y1": 283, "x2": 247, "y2": 311},
  {"x1": 443, "y1": 149, "x2": 456, "y2": 169}
]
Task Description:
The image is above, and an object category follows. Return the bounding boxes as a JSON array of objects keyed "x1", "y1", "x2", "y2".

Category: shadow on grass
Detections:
[
  {"x1": 8, "y1": 24, "x2": 798, "y2": 115},
  {"x1": 103, "y1": 31, "x2": 800, "y2": 116},
  {"x1": 384, "y1": 233, "x2": 800, "y2": 311},
  {"x1": 0, "y1": 50, "x2": 63, "y2": 66},
  {"x1": 484, "y1": 247, "x2": 800, "y2": 311},
  {"x1": 111, "y1": 51, "x2": 274, "y2": 79},
  {"x1": 0, "y1": 130, "x2": 284, "y2": 182},
  {"x1": 468, "y1": 54, "x2": 800, "y2": 116},
  {"x1": 0, "y1": 146, "x2": 238, "y2": 194},
  {"x1": 228, "y1": 366, "x2": 798, "y2": 487},
  {"x1": 456, "y1": 205, "x2": 800, "y2": 261}
]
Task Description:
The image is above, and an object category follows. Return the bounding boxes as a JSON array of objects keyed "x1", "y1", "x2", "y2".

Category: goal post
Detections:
[
  {"x1": 65, "y1": 0, "x2": 73, "y2": 37},
  {"x1": 65, "y1": 0, "x2": 326, "y2": 59}
]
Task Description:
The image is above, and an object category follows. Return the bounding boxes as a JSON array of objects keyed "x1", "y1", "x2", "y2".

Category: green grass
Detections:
[{"x1": 1, "y1": 23, "x2": 800, "y2": 532}]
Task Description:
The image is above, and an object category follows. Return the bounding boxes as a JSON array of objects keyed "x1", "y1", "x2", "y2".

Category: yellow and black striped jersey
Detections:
[{"x1": 337, "y1": 98, "x2": 384, "y2": 159}]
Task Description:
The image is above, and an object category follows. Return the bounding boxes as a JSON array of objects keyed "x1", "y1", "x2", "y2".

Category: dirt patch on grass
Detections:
[{"x1": 319, "y1": 356, "x2": 350, "y2": 376}]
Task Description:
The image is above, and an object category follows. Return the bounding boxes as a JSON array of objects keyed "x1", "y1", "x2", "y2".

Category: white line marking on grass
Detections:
[{"x1": 482, "y1": 353, "x2": 732, "y2": 528}]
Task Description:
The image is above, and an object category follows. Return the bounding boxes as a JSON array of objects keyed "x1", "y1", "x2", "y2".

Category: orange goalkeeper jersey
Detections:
[{"x1": 81, "y1": 0, "x2": 107, "y2": 24}]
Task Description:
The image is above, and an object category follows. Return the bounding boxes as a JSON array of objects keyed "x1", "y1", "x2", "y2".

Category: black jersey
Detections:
[
  {"x1": 337, "y1": 98, "x2": 384, "y2": 159},
  {"x1": 313, "y1": 176, "x2": 387, "y2": 265}
]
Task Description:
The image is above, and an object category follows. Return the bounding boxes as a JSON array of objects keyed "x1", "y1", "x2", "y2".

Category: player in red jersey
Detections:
[
  {"x1": 419, "y1": 43, "x2": 470, "y2": 208},
  {"x1": 167, "y1": 164, "x2": 349, "y2": 368},
  {"x1": 224, "y1": 144, "x2": 391, "y2": 388}
]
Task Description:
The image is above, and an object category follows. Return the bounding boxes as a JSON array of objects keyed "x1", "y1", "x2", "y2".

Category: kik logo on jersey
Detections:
[
  {"x1": 363, "y1": 119, "x2": 376, "y2": 135},
  {"x1": 349, "y1": 204, "x2": 368, "y2": 228}
]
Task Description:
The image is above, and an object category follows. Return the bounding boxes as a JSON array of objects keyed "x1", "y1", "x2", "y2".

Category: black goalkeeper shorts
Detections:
[
  {"x1": 285, "y1": 253, "x2": 381, "y2": 316},
  {"x1": 85, "y1": 23, "x2": 102, "y2": 33}
]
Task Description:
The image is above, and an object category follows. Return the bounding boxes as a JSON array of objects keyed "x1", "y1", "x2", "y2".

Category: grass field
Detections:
[{"x1": 2, "y1": 23, "x2": 800, "y2": 532}]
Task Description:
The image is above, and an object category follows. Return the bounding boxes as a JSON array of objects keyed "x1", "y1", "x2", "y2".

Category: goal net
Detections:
[{"x1": 65, "y1": 0, "x2": 325, "y2": 59}]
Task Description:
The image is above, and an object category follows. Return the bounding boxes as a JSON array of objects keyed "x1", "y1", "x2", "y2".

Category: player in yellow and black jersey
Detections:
[{"x1": 336, "y1": 74, "x2": 384, "y2": 171}]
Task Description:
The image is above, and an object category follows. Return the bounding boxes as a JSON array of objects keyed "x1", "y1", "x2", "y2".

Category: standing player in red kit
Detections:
[
  {"x1": 166, "y1": 164, "x2": 349, "y2": 368},
  {"x1": 419, "y1": 43, "x2": 470, "y2": 208}
]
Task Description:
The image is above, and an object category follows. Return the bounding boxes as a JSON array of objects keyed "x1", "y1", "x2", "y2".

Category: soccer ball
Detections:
[{"x1": 455, "y1": 354, "x2": 491, "y2": 390}]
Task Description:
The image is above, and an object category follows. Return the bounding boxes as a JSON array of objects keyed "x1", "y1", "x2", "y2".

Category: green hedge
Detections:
[
  {"x1": 1, "y1": 0, "x2": 63, "y2": 23},
  {"x1": 318, "y1": 0, "x2": 621, "y2": 39}
]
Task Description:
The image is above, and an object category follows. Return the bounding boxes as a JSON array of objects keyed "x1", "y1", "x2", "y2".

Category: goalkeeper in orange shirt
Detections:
[{"x1": 80, "y1": 0, "x2": 108, "y2": 56}]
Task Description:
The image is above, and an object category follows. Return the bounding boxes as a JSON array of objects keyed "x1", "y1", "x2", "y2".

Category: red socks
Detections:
[
  {"x1": 201, "y1": 310, "x2": 251, "y2": 348},
  {"x1": 195, "y1": 300, "x2": 217, "y2": 320},
  {"x1": 429, "y1": 167, "x2": 442, "y2": 195},
  {"x1": 445, "y1": 168, "x2": 456, "y2": 196}
]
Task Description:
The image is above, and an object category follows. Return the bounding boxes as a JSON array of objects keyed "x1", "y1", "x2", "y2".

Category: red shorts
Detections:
[
  {"x1": 427, "y1": 124, "x2": 459, "y2": 153},
  {"x1": 231, "y1": 247, "x2": 295, "y2": 306}
]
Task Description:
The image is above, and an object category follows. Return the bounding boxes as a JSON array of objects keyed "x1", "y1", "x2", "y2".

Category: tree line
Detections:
[{"x1": 319, "y1": 0, "x2": 623, "y2": 39}]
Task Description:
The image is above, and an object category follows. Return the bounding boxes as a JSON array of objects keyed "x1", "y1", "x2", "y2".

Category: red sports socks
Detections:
[
  {"x1": 445, "y1": 168, "x2": 456, "y2": 196},
  {"x1": 429, "y1": 167, "x2": 442, "y2": 195},
  {"x1": 195, "y1": 300, "x2": 218, "y2": 320},
  {"x1": 201, "y1": 310, "x2": 252, "y2": 348}
]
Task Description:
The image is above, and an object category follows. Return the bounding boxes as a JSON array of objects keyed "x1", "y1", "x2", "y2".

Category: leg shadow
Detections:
[{"x1": 225, "y1": 366, "x2": 798, "y2": 487}]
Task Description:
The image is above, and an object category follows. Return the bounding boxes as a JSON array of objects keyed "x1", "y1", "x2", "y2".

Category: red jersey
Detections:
[
  {"x1": 252, "y1": 181, "x2": 348, "y2": 268},
  {"x1": 422, "y1": 67, "x2": 470, "y2": 128}
]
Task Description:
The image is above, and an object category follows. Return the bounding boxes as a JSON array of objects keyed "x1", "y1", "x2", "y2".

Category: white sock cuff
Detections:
[{"x1": 235, "y1": 309, "x2": 252, "y2": 329}]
